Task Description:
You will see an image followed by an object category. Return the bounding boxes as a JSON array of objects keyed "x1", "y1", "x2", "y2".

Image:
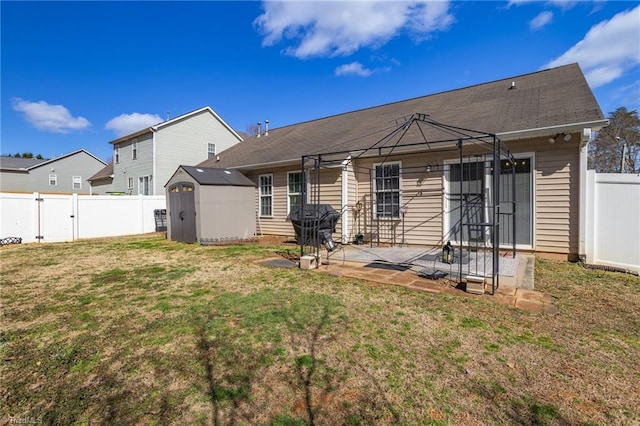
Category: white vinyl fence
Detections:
[
  {"x1": 584, "y1": 171, "x2": 640, "y2": 274},
  {"x1": 0, "y1": 193, "x2": 166, "y2": 243}
]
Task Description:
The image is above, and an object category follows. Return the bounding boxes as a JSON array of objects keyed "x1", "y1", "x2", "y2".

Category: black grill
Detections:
[{"x1": 289, "y1": 204, "x2": 340, "y2": 250}]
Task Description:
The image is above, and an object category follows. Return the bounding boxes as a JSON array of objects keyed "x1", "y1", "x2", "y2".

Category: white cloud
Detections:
[
  {"x1": 254, "y1": 1, "x2": 454, "y2": 59},
  {"x1": 544, "y1": 5, "x2": 640, "y2": 88},
  {"x1": 335, "y1": 62, "x2": 374, "y2": 77},
  {"x1": 105, "y1": 112, "x2": 162, "y2": 137},
  {"x1": 508, "y1": 0, "x2": 577, "y2": 9},
  {"x1": 529, "y1": 11, "x2": 553, "y2": 30},
  {"x1": 11, "y1": 98, "x2": 91, "y2": 134}
]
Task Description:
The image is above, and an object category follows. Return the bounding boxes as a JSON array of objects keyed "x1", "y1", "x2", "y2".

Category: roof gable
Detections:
[
  {"x1": 109, "y1": 106, "x2": 243, "y2": 145},
  {"x1": 1, "y1": 149, "x2": 105, "y2": 172}
]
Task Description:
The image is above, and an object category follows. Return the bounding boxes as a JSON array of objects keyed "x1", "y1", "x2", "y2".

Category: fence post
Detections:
[{"x1": 584, "y1": 170, "x2": 596, "y2": 265}]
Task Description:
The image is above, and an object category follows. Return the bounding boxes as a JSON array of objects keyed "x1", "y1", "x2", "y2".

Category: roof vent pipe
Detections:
[
  {"x1": 509, "y1": 81, "x2": 516, "y2": 90},
  {"x1": 257, "y1": 121, "x2": 261, "y2": 138},
  {"x1": 265, "y1": 119, "x2": 269, "y2": 136}
]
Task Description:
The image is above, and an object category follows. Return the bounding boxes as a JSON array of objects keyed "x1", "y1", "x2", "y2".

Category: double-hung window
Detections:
[
  {"x1": 207, "y1": 143, "x2": 216, "y2": 159},
  {"x1": 72, "y1": 176, "x2": 82, "y2": 190},
  {"x1": 127, "y1": 177, "x2": 134, "y2": 190},
  {"x1": 49, "y1": 174, "x2": 57, "y2": 186},
  {"x1": 259, "y1": 174, "x2": 273, "y2": 217},
  {"x1": 374, "y1": 162, "x2": 401, "y2": 219},
  {"x1": 287, "y1": 172, "x2": 303, "y2": 214},
  {"x1": 131, "y1": 140, "x2": 138, "y2": 160},
  {"x1": 115, "y1": 147, "x2": 120, "y2": 164},
  {"x1": 139, "y1": 175, "x2": 151, "y2": 195}
]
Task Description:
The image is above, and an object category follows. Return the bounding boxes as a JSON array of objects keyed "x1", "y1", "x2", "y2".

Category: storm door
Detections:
[
  {"x1": 445, "y1": 156, "x2": 533, "y2": 248},
  {"x1": 168, "y1": 182, "x2": 196, "y2": 243}
]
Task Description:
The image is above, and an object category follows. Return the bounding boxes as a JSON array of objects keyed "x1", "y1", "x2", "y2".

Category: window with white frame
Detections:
[
  {"x1": 207, "y1": 143, "x2": 216, "y2": 159},
  {"x1": 49, "y1": 174, "x2": 57, "y2": 186},
  {"x1": 139, "y1": 175, "x2": 151, "y2": 195},
  {"x1": 72, "y1": 176, "x2": 82, "y2": 190},
  {"x1": 127, "y1": 177, "x2": 134, "y2": 190},
  {"x1": 131, "y1": 140, "x2": 137, "y2": 160},
  {"x1": 115, "y1": 147, "x2": 120, "y2": 164},
  {"x1": 287, "y1": 172, "x2": 303, "y2": 214},
  {"x1": 373, "y1": 162, "x2": 401, "y2": 219},
  {"x1": 259, "y1": 174, "x2": 273, "y2": 217}
]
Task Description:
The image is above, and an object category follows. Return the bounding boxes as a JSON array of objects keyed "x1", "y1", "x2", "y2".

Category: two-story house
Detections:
[
  {"x1": 92, "y1": 106, "x2": 243, "y2": 195},
  {"x1": 0, "y1": 149, "x2": 106, "y2": 194}
]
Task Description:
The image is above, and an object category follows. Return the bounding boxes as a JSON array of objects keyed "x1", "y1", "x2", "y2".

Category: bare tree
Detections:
[
  {"x1": 589, "y1": 107, "x2": 640, "y2": 173},
  {"x1": 246, "y1": 123, "x2": 260, "y2": 138}
]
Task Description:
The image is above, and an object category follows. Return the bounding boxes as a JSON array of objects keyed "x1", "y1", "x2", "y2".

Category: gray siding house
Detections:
[
  {"x1": 0, "y1": 149, "x2": 106, "y2": 194},
  {"x1": 102, "y1": 106, "x2": 243, "y2": 195}
]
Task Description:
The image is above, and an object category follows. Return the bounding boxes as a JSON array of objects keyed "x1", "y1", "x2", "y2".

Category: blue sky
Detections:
[{"x1": 2, "y1": 1, "x2": 639, "y2": 162}]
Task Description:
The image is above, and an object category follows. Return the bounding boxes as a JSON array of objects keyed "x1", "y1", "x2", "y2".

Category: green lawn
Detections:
[{"x1": 1, "y1": 234, "x2": 639, "y2": 425}]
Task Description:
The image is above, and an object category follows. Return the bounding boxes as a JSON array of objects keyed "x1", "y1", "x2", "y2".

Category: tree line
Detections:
[
  {"x1": 590, "y1": 107, "x2": 639, "y2": 173},
  {"x1": 6, "y1": 152, "x2": 47, "y2": 160}
]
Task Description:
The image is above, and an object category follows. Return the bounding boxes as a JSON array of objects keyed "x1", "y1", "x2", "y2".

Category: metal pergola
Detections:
[{"x1": 298, "y1": 113, "x2": 517, "y2": 295}]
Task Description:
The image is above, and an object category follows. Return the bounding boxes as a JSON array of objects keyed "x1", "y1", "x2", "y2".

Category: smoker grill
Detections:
[{"x1": 289, "y1": 204, "x2": 340, "y2": 251}]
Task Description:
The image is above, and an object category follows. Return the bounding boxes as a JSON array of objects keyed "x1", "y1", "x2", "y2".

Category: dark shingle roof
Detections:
[
  {"x1": 88, "y1": 162, "x2": 114, "y2": 182},
  {"x1": 0, "y1": 156, "x2": 47, "y2": 171},
  {"x1": 200, "y1": 64, "x2": 604, "y2": 170},
  {"x1": 179, "y1": 166, "x2": 255, "y2": 187}
]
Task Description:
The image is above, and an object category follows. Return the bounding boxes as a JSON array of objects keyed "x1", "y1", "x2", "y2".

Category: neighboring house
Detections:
[
  {"x1": 87, "y1": 162, "x2": 114, "y2": 194},
  {"x1": 199, "y1": 63, "x2": 608, "y2": 261},
  {"x1": 0, "y1": 149, "x2": 106, "y2": 195},
  {"x1": 105, "y1": 106, "x2": 243, "y2": 196}
]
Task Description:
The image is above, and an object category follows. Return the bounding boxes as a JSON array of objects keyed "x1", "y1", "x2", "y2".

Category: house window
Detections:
[
  {"x1": 259, "y1": 174, "x2": 273, "y2": 217},
  {"x1": 287, "y1": 172, "x2": 303, "y2": 214},
  {"x1": 373, "y1": 162, "x2": 401, "y2": 219},
  {"x1": 72, "y1": 176, "x2": 82, "y2": 190},
  {"x1": 139, "y1": 175, "x2": 151, "y2": 195},
  {"x1": 127, "y1": 177, "x2": 134, "y2": 190},
  {"x1": 49, "y1": 174, "x2": 57, "y2": 186},
  {"x1": 115, "y1": 147, "x2": 120, "y2": 164},
  {"x1": 132, "y1": 140, "x2": 137, "y2": 160},
  {"x1": 207, "y1": 143, "x2": 216, "y2": 159}
]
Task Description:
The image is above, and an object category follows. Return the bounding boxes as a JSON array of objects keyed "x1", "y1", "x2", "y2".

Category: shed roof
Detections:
[
  {"x1": 174, "y1": 166, "x2": 255, "y2": 187},
  {"x1": 199, "y1": 63, "x2": 606, "y2": 170}
]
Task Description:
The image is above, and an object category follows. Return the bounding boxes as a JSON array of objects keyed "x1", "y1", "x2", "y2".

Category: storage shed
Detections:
[{"x1": 165, "y1": 166, "x2": 256, "y2": 244}]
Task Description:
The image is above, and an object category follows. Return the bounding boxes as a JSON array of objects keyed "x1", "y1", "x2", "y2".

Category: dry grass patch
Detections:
[{"x1": 1, "y1": 235, "x2": 639, "y2": 425}]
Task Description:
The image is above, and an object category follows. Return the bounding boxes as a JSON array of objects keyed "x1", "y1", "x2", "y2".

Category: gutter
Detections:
[{"x1": 496, "y1": 119, "x2": 609, "y2": 141}]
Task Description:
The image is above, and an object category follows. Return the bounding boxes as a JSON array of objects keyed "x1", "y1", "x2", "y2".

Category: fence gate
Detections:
[{"x1": 37, "y1": 194, "x2": 75, "y2": 242}]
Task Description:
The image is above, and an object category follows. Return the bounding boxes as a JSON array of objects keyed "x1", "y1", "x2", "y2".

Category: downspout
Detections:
[
  {"x1": 151, "y1": 127, "x2": 157, "y2": 195},
  {"x1": 341, "y1": 156, "x2": 351, "y2": 244},
  {"x1": 578, "y1": 128, "x2": 591, "y2": 261}
]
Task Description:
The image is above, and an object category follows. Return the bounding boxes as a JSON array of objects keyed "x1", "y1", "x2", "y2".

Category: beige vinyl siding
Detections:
[
  {"x1": 355, "y1": 154, "x2": 446, "y2": 246},
  {"x1": 534, "y1": 142, "x2": 579, "y2": 254},
  {"x1": 246, "y1": 166, "x2": 343, "y2": 238}
]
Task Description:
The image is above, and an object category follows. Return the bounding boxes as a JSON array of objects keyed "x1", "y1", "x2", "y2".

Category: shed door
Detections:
[{"x1": 169, "y1": 182, "x2": 196, "y2": 243}]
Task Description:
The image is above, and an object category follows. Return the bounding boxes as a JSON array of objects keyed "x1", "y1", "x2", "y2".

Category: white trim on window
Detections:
[
  {"x1": 131, "y1": 139, "x2": 138, "y2": 160},
  {"x1": 372, "y1": 161, "x2": 402, "y2": 219},
  {"x1": 72, "y1": 176, "x2": 82, "y2": 190},
  {"x1": 127, "y1": 177, "x2": 134, "y2": 190},
  {"x1": 207, "y1": 143, "x2": 216, "y2": 159},
  {"x1": 287, "y1": 171, "x2": 303, "y2": 215},
  {"x1": 114, "y1": 146, "x2": 120, "y2": 164},
  {"x1": 49, "y1": 174, "x2": 57, "y2": 186},
  {"x1": 139, "y1": 175, "x2": 152, "y2": 195},
  {"x1": 259, "y1": 174, "x2": 273, "y2": 217}
]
